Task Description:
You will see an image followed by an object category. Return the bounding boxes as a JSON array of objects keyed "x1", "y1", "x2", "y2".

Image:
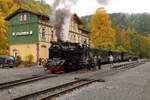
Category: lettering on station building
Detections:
[{"x1": 12, "y1": 31, "x2": 33, "y2": 36}]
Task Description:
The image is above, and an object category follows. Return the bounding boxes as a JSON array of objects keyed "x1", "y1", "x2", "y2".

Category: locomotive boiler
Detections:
[{"x1": 44, "y1": 41, "x2": 89, "y2": 73}]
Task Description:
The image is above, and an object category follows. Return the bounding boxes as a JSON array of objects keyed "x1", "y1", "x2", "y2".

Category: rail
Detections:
[
  {"x1": 0, "y1": 75, "x2": 56, "y2": 90},
  {"x1": 12, "y1": 79, "x2": 104, "y2": 100},
  {"x1": 10, "y1": 60, "x2": 149, "y2": 100}
]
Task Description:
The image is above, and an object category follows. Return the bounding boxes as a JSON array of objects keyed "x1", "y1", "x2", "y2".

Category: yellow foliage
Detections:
[
  {"x1": 90, "y1": 8, "x2": 116, "y2": 50},
  {"x1": 0, "y1": 17, "x2": 9, "y2": 55},
  {"x1": 116, "y1": 46, "x2": 127, "y2": 52},
  {"x1": 138, "y1": 34, "x2": 150, "y2": 57},
  {"x1": 114, "y1": 27, "x2": 131, "y2": 52},
  {"x1": 0, "y1": 0, "x2": 21, "y2": 55}
]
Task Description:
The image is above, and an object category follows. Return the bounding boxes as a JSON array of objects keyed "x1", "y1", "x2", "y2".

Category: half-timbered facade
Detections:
[{"x1": 5, "y1": 8, "x2": 90, "y2": 62}]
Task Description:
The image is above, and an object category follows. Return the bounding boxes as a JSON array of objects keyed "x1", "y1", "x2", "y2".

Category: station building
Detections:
[{"x1": 5, "y1": 8, "x2": 90, "y2": 62}]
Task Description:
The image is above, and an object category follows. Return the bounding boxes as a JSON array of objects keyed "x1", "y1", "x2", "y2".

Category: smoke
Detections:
[
  {"x1": 96, "y1": 0, "x2": 110, "y2": 5},
  {"x1": 51, "y1": 0, "x2": 111, "y2": 41},
  {"x1": 51, "y1": 0, "x2": 78, "y2": 41}
]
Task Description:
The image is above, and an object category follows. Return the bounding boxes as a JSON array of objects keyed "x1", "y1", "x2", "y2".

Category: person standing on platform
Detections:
[
  {"x1": 97, "y1": 56, "x2": 102, "y2": 70},
  {"x1": 109, "y1": 55, "x2": 114, "y2": 68},
  {"x1": 93, "y1": 56, "x2": 98, "y2": 70}
]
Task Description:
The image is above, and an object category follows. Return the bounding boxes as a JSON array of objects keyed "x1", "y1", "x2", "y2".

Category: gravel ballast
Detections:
[
  {"x1": 0, "y1": 66, "x2": 47, "y2": 83},
  {"x1": 0, "y1": 61, "x2": 146, "y2": 100},
  {"x1": 54, "y1": 62, "x2": 150, "y2": 100}
]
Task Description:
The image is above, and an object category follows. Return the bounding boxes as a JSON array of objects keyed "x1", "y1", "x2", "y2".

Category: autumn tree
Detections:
[
  {"x1": 138, "y1": 35, "x2": 150, "y2": 57},
  {"x1": 90, "y1": 8, "x2": 116, "y2": 50},
  {"x1": 21, "y1": 0, "x2": 52, "y2": 14},
  {"x1": 127, "y1": 29, "x2": 142, "y2": 56},
  {"x1": 82, "y1": 12, "x2": 150, "y2": 58},
  {"x1": 0, "y1": 0, "x2": 21, "y2": 55},
  {"x1": 114, "y1": 27, "x2": 131, "y2": 52},
  {"x1": 0, "y1": 17, "x2": 9, "y2": 55},
  {"x1": 0, "y1": 0, "x2": 19, "y2": 17}
]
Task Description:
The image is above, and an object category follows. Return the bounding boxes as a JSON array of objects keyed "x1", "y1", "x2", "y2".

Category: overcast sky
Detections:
[{"x1": 45, "y1": 0, "x2": 150, "y2": 16}]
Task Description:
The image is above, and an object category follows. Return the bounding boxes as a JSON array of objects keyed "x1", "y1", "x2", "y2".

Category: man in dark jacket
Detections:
[
  {"x1": 91, "y1": 56, "x2": 98, "y2": 70},
  {"x1": 97, "y1": 56, "x2": 101, "y2": 70}
]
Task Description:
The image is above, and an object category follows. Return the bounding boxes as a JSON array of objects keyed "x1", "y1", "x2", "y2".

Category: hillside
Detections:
[
  {"x1": 83, "y1": 11, "x2": 150, "y2": 58},
  {"x1": 81, "y1": 13, "x2": 150, "y2": 34}
]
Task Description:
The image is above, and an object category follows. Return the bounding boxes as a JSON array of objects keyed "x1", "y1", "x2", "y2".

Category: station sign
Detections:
[{"x1": 12, "y1": 31, "x2": 33, "y2": 36}]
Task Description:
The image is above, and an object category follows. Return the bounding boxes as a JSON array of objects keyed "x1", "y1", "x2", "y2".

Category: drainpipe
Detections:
[{"x1": 37, "y1": 43, "x2": 39, "y2": 63}]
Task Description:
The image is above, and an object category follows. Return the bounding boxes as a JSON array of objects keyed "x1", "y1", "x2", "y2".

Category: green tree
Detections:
[
  {"x1": 127, "y1": 30, "x2": 141, "y2": 55},
  {"x1": 114, "y1": 27, "x2": 130, "y2": 52},
  {"x1": 80, "y1": 16, "x2": 91, "y2": 31},
  {"x1": 138, "y1": 34, "x2": 150, "y2": 57}
]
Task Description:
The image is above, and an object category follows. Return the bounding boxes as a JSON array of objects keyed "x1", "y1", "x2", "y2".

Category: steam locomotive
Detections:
[{"x1": 44, "y1": 41, "x2": 130, "y2": 73}]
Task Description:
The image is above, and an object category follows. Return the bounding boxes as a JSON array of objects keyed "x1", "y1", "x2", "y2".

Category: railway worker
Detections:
[
  {"x1": 97, "y1": 56, "x2": 101, "y2": 70},
  {"x1": 109, "y1": 55, "x2": 114, "y2": 68}
]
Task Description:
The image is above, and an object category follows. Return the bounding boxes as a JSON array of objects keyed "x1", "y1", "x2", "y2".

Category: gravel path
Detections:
[
  {"x1": 0, "y1": 66, "x2": 50, "y2": 83},
  {"x1": 54, "y1": 62, "x2": 150, "y2": 100},
  {"x1": 0, "y1": 62, "x2": 129, "y2": 83},
  {"x1": 0, "y1": 61, "x2": 139, "y2": 100}
]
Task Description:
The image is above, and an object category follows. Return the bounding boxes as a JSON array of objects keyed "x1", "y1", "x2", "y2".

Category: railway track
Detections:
[
  {"x1": 12, "y1": 79, "x2": 105, "y2": 100},
  {"x1": 107, "y1": 60, "x2": 148, "y2": 76},
  {"x1": 5, "y1": 60, "x2": 149, "y2": 100},
  {"x1": 0, "y1": 75, "x2": 56, "y2": 90},
  {"x1": 112, "y1": 60, "x2": 147, "y2": 70},
  {"x1": 74, "y1": 60, "x2": 148, "y2": 82},
  {"x1": 111, "y1": 61, "x2": 146, "y2": 73}
]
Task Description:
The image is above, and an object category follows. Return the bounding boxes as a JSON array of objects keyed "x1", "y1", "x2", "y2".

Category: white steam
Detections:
[
  {"x1": 96, "y1": 0, "x2": 110, "y2": 5},
  {"x1": 51, "y1": 0, "x2": 78, "y2": 41},
  {"x1": 50, "y1": 0, "x2": 111, "y2": 41}
]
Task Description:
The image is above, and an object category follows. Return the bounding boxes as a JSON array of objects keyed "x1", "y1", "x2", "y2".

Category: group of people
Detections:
[
  {"x1": 87, "y1": 56, "x2": 102, "y2": 71},
  {"x1": 38, "y1": 58, "x2": 48, "y2": 65},
  {"x1": 87, "y1": 55, "x2": 114, "y2": 71}
]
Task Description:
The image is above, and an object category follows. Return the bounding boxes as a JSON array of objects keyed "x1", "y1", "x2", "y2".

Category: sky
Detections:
[{"x1": 45, "y1": 0, "x2": 150, "y2": 17}]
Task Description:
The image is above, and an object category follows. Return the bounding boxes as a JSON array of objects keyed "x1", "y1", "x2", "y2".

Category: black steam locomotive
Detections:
[{"x1": 44, "y1": 41, "x2": 129, "y2": 73}]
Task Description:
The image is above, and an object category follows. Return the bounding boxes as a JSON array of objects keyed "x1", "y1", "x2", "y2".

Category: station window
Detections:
[
  {"x1": 42, "y1": 28, "x2": 46, "y2": 40},
  {"x1": 13, "y1": 50, "x2": 18, "y2": 58},
  {"x1": 19, "y1": 14, "x2": 27, "y2": 21}
]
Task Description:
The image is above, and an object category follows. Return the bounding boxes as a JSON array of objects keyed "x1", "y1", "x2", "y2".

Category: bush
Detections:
[
  {"x1": 15, "y1": 56, "x2": 23, "y2": 66},
  {"x1": 24, "y1": 54, "x2": 34, "y2": 67},
  {"x1": 24, "y1": 62, "x2": 35, "y2": 67},
  {"x1": 25, "y1": 54, "x2": 34, "y2": 63}
]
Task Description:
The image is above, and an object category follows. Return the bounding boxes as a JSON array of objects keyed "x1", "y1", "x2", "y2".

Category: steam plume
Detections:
[
  {"x1": 51, "y1": 0, "x2": 78, "y2": 41},
  {"x1": 50, "y1": 0, "x2": 111, "y2": 41},
  {"x1": 96, "y1": 0, "x2": 110, "y2": 5}
]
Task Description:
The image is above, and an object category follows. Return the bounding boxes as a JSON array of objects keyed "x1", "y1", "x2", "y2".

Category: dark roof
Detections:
[
  {"x1": 5, "y1": 8, "x2": 83, "y2": 25},
  {"x1": 5, "y1": 8, "x2": 50, "y2": 20},
  {"x1": 72, "y1": 14, "x2": 83, "y2": 25}
]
